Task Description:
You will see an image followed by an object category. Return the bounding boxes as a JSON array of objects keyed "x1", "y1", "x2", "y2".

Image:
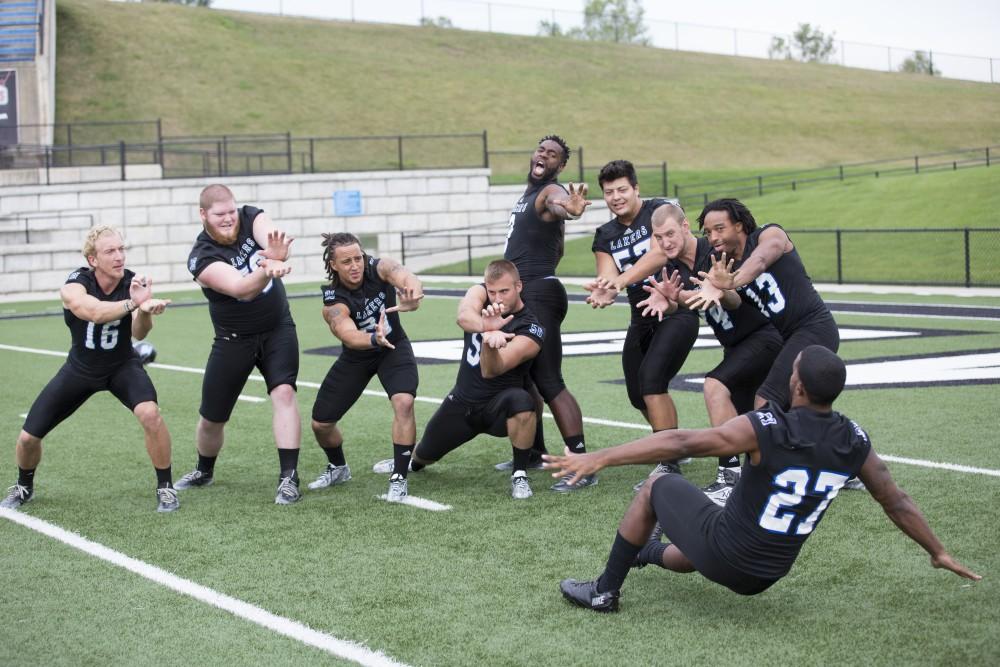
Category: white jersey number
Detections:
[
  {"x1": 759, "y1": 468, "x2": 849, "y2": 535},
  {"x1": 84, "y1": 319, "x2": 121, "y2": 351}
]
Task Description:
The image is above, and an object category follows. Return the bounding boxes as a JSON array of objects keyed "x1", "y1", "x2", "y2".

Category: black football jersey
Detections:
[
  {"x1": 451, "y1": 296, "x2": 545, "y2": 405},
  {"x1": 63, "y1": 267, "x2": 137, "y2": 375},
  {"x1": 188, "y1": 205, "x2": 291, "y2": 336},
  {"x1": 658, "y1": 235, "x2": 705, "y2": 327},
  {"x1": 321, "y1": 256, "x2": 406, "y2": 355},
  {"x1": 695, "y1": 245, "x2": 776, "y2": 348},
  {"x1": 503, "y1": 180, "x2": 566, "y2": 281},
  {"x1": 716, "y1": 404, "x2": 872, "y2": 579},
  {"x1": 591, "y1": 199, "x2": 668, "y2": 319},
  {"x1": 735, "y1": 224, "x2": 832, "y2": 338}
]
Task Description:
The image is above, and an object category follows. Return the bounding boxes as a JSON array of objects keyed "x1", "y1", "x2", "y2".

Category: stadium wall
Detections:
[{"x1": 0, "y1": 167, "x2": 609, "y2": 300}]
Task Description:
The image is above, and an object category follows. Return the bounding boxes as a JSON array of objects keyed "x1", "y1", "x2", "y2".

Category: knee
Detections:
[
  {"x1": 391, "y1": 393, "x2": 415, "y2": 419},
  {"x1": 269, "y1": 384, "x2": 297, "y2": 407},
  {"x1": 511, "y1": 410, "x2": 534, "y2": 428},
  {"x1": 703, "y1": 378, "x2": 730, "y2": 403},
  {"x1": 311, "y1": 420, "x2": 336, "y2": 437},
  {"x1": 134, "y1": 401, "x2": 164, "y2": 432},
  {"x1": 16, "y1": 431, "x2": 41, "y2": 450}
]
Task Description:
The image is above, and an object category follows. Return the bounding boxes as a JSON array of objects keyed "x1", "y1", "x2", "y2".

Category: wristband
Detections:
[
  {"x1": 123, "y1": 299, "x2": 135, "y2": 314},
  {"x1": 370, "y1": 333, "x2": 378, "y2": 348}
]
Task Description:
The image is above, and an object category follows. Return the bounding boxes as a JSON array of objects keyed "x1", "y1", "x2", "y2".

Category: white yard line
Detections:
[
  {"x1": 0, "y1": 507, "x2": 410, "y2": 667},
  {"x1": 2, "y1": 342, "x2": 999, "y2": 479},
  {"x1": 377, "y1": 494, "x2": 452, "y2": 511}
]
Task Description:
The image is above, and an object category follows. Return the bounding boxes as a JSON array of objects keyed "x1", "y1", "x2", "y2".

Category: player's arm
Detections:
[
  {"x1": 60, "y1": 278, "x2": 150, "y2": 325},
  {"x1": 323, "y1": 302, "x2": 381, "y2": 350},
  {"x1": 377, "y1": 257, "x2": 425, "y2": 313},
  {"x1": 480, "y1": 333, "x2": 540, "y2": 379},
  {"x1": 723, "y1": 226, "x2": 791, "y2": 289},
  {"x1": 456, "y1": 284, "x2": 489, "y2": 333},
  {"x1": 251, "y1": 211, "x2": 294, "y2": 261},
  {"x1": 858, "y1": 449, "x2": 982, "y2": 581},
  {"x1": 544, "y1": 415, "x2": 759, "y2": 484},
  {"x1": 585, "y1": 252, "x2": 619, "y2": 308},
  {"x1": 196, "y1": 258, "x2": 289, "y2": 301},
  {"x1": 609, "y1": 245, "x2": 667, "y2": 292},
  {"x1": 539, "y1": 183, "x2": 591, "y2": 222}
]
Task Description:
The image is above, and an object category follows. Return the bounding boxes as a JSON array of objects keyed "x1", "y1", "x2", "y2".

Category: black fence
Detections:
[
  {"x1": 405, "y1": 226, "x2": 1000, "y2": 287},
  {"x1": 673, "y1": 146, "x2": 998, "y2": 210}
]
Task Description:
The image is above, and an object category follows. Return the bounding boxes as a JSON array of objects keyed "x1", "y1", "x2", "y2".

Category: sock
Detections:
[
  {"x1": 596, "y1": 531, "x2": 643, "y2": 593},
  {"x1": 637, "y1": 540, "x2": 669, "y2": 569},
  {"x1": 512, "y1": 447, "x2": 531, "y2": 474},
  {"x1": 564, "y1": 434, "x2": 586, "y2": 455},
  {"x1": 530, "y1": 418, "x2": 547, "y2": 457},
  {"x1": 719, "y1": 455, "x2": 740, "y2": 468},
  {"x1": 17, "y1": 467, "x2": 35, "y2": 489},
  {"x1": 393, "y1": 443, "x2": 414, "y2": 479},
  {"x1": 196, "y1": 454, "x2": 217, "y2": 476},
  {"x1": 154, "y1": 466, "x2": 172, "y2": 489},
  {"x1": 323, "y1": 445, "x2": 347, "y2": 467},
  {"x1": 277, "y1": 448, "x2": 299, "y2": 479}
]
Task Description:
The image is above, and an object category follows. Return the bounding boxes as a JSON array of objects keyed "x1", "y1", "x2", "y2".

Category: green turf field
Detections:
[{"x1": 0, "y1": 285, "x2": 997, "y2": 666}]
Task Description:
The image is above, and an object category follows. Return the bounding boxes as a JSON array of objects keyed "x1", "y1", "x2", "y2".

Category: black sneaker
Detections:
[
  {"x1": 156, "y1": 487, "x2": 179, "y2": 513},
  {"x1": 0, "y1": 484, "x2": 33, "y2": 509},
  {"x1": 702, "y1": 467, "x2": 740, "y2": 507},
  {"x1": 133, "y1": 341, "x2": 157, "y2": 365},
  {"x1": 550, "y1": 474, "x2": 597, "y2": 493},
  {"x1": 632, "y1": 462, "x2": 681, "y2": 492},
  {"x1": 559, "y1": 578, "x2": 620, "y2": 613},
  {"x1": 174, "y1": 469, "x2": 214, "y2": 490},
  {"x1": 494, "y1": 457, "x2": 545, "y2": 472},
  {"x1": 843, "y1": 476, "x2": 867, "y2": 491}
]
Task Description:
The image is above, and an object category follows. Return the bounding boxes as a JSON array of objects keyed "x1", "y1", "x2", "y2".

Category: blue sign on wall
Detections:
[{"x1": 333, "y1": 190, "x2": 363, "y2": 216}]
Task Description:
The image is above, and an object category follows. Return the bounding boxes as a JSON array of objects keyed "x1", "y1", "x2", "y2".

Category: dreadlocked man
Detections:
[{"x1": 308, "y1": 233, "x2": 424, "y2": 502}]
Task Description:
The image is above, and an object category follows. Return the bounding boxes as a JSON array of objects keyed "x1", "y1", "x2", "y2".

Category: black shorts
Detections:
[
  {"x1": 650, "y1": 474, "x2": 779, "y2": 596},
  {"x1": 757, "y1": 315, "x2": 840, "y2": 409},
  {"x1": 706, "y1": 325, "x2": 784, "y2": 414},
  {"x1": 622, "y1": 313, "x2": 699, "y2": 411},
  {"x1": 519, "y1": 277, "x2": 568, "y2": 402},
  {"x1": 23, "y1": 359, "x2": 157, "y2": 439},
  {"x1": 200, "y1": 320, "x2": 299, "y2": 423},
  {"x1": 415, "y1": 388, "x2": 535, "y2": 462},
  {"x1": 311, "y1": 338, "x2": 418, "y2": 423}
]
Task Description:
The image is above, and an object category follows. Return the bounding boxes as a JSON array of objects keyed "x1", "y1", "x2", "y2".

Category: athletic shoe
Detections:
[
  {"x1": 550, "y1": 473, "x2": 597, "y2": 493},
  {"x1": 0, "y1": 484, "x2": 33, "y2": 509},
  {"x1": 274, "y1": 476, "x2": 301, "y2": 505},
  {"x1": 156, "y1": 487, "x2": 179, "y2": 513},
  {"x1": 494, "y1": 457, "x2": 545, "y2": 471},
  {"x1": 632, "y1": 462, "x2": 681, "y2": 492},
  {"x1": 133, "y1": 340, "x2": 157, "y2": 365},
  {"x1": 702, "y1": 467, "x2": 741, "y2": 507},
  {"x1": 372, "y1": 458, "x2": 417, "y2": 475},
  {"x1": 386, "y1": 474, "x2": 408, "y2": 502},
  {"x1": 559, "y1": 578, "x2": 620, "y2": 613},
  {"x1": 307, "y1": 463, "x2": 352, "y2": 490},
  {"x1": 511, "y1": 472, "x2": 533, "y2": 499},
  {"x1": 843, "y1": 476, "x2": 867, "y2": 491},
  {"x1": 174, "y1": 469, "x2": 214, "y2": 490}
]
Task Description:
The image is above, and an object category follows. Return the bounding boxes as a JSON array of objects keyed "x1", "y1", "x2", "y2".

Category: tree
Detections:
[
  {"x1": 899, "y1": 51, "x2": 940, "y2": 76},
  {"x1": 538, "y1": 0, "x2": 649, "y2": 45},
  {"x1": 769, "y1": 23, "x2": 835, "y2": 63}
]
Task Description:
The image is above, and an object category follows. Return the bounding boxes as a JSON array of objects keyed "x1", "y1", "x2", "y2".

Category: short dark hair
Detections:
[
  {"x1": 539, "y1": 135, "x2": 570, "y2": 166},
  {"x1": 598, "y1": 160, "x2": 637, "y2": 188},
  {"x1": 321, "y1": 232, "x2": 363, "y2": 285},
  {"x1": 798, "y1": 345, "x2": 846, "y2": 405},
  {"x1": 696, "y1": 198, "x2": 757, "y2": 235},
  {"x1": 484, "y1": 259, "x2": 520, "y2": 283}
]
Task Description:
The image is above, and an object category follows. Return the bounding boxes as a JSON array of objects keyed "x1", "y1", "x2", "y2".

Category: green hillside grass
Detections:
[{"x1": 56, "y1": 0, "x2": 1000, "y2": 171}]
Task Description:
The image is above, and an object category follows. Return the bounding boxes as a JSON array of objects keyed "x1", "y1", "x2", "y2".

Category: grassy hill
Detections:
[{"x1": 55, "y1": 0, "x2": 1000, "y2": 171}]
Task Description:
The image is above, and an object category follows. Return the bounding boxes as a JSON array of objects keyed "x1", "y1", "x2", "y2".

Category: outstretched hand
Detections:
[
  {"x1": 551, "y1": 182, "x2": 592, "y2": 218},
  {"x1": 685, "y1": 275, "x2": 725, "y2": 312},
  {"x1": 482, "y1": 330, "x2": 515, "y2": 349},
  {"x1": 386, "y1": 285, "x2": 424, "y2": 313},
  {"x1": 129, "y1": 275, "x2": 152, "y2": 306},
  {"x1": 931, "y1": 553, "x2": 982, "y2": 581},
  {"x1": 374, "y1": 310, "x2": 395, "y2": 349},
  {"x1": 481, "y1": 302, "x2": 513, "y2": 332},
  {"x1": 699, "y1": 252, "x2": 737, "y2": 290},
  {"x1": 138, "y1": 298, "x2": 172, "y2": 315},
  {"x1": 260, "y1": 258, "x2": 292, "y2": 279},
  {"x1": 542, "y1": 447, "x2": 604, "y2": 486},
  {"x1": 261, "y1": 229, "x2": 294, "y2": 261},
  {"x1": 649, "y1": 268, "x2": 682, "y2": 302},
  {"x1": 637, "y1": 286, "x2": 672, "y2": 321},
  {"x1": 583, "y1": 280, "x2": 617, "y2": 309}
]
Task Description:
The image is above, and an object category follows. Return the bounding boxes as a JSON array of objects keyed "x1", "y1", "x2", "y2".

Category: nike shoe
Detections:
[
  {"x1": 156, "y1": 487, "x2": 179, "y2": 513},
  {"x1": 0, "y1": 484, "x2": 33, "y2": 509},
  {"x1": 702, "y1": 466, "x2": 741, "y2": 507},
  {"x1": 494, "y1": 457, "x2": 545, "y2": 472},
  {"x1": 133, "y1": 341, "x2": 157, "y2": 365},
  {"x1": 174, "y1": 469, "x2": 214, "y2": 490},
  {"x1": 307, "y1": 463, "x2": 352, "y2": 490},
  {"x1": 511, "y1": 472, "x2": 533, "y2": 499},
  {"x1": 559, "y1": 578, "x2": 620, "y2": 613},
  {"x1": 274, "y1": 475, "x2": 301, "y2": 505},
  {"x1": 632, "y1": 462, "x2": 681, "y2": 492},
  {"x1": 551, "y1": 473, "x2": 597, "y2": 493},
  {"x1": 372, "y1": 458, "x2": 416, "y2": 474},
  {"x1": 843, "y1": 476, "x2": 867, "y2": 491},
  {"x1": 386, "y1": 474, "x2": 408, "y2": 502}
]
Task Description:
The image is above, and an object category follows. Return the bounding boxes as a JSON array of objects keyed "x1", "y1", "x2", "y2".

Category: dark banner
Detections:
[{"x1": 0, "y1": 70, "x2": 17, "y2": 145}]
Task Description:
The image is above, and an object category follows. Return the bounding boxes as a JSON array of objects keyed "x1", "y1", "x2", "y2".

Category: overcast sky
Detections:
[{"x1": 206, "y1": 0, "x2": 1000, "y2": 80}]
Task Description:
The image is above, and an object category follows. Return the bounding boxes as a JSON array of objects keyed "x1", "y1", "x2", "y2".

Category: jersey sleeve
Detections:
[
  {"x1": 188, "y1": 237, "x2": 225, "y2": 279},
  {"x1": 591, "y1": 225, "x2": 608, "y2": 254},
  {"x1": 513, "y1": 315, "x2": 545, "y2": 347},
  {"x1": 64, "y1": 267, "x2": 91, "y2": 287},
  {"x1": 321, "y1": 284, "x2": 337, "y2": 306},
  {"x1": 747, "y1": 405, "x2": 785, "y2": 453}
]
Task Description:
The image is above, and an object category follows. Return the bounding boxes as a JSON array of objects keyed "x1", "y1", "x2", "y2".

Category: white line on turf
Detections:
[
  {"x1": 2, "y1": 342, "x2": 999, "y2": 479},
  {"x1": 237, "y1": 394, "x2": 266, "y2": 403},
  {"x1": 378, "y1": 494, "x2": 452, "y2": 511},
  {"x1": 0, "y1": 507, "x2": 410, "y2": 667}
]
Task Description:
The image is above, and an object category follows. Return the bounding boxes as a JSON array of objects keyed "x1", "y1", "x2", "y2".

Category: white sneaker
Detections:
[
  {"x1": 387, "y1": 474, "x2": 408, "y2": 502},
  {"x1": 511, "y1": 472, "x2": 533, "y2": 499},
  {"x1": 307, "y1": 463, "x2": 352, "y2": 490}
]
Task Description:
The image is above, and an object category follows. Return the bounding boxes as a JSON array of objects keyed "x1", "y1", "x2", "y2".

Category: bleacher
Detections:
[{"x1": 0, "y1": 0, "x2": 39, "y2": 63}]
